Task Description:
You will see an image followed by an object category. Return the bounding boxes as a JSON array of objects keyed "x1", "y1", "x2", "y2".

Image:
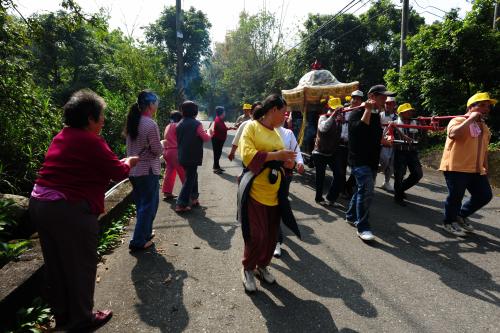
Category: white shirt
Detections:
[
  {"x1": 278, "y1": 127, "x2": 304, "y2": 164},
  {"x1": 231, "y1": 119, "x2": 251, "y2": 146}
]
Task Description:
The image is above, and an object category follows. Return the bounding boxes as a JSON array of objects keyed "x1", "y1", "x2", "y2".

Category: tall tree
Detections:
[
  {"x1": 201, "y1": 10, "x2": 285, "y2": 118},
  {"x1": 385, "y1": 0, "x2": 500, "y2": 139},
  {"x1": 145, "y1": 6, "x2": 211, "y2": 101}
]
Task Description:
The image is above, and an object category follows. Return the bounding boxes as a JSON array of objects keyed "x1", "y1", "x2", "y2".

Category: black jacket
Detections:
[
  {"x1": 237, "y1": 162, "x2": 301, "y2": 242},
  {"x1": 348, "y1": 109, "x2": 383, "y2": 170}
]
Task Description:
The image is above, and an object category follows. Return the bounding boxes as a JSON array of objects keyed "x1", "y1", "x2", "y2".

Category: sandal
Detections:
[
  {"x1": 163, "y1": 193, "x2": 177, "y2": 200},
  {"x1": 175, "y1": 205, "x2": 191, "y2": 212},
  {"x1": 191, "y1": 199, "x2": 200, "y2": 207},
  {"x1": 129, "y1": 240, "x2": 154, "y2": 252}
]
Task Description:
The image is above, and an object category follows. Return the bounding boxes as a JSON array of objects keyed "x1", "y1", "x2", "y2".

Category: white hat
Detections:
[
  {"x1": 351, "y1": 90, "x2": 364, "y2": 97},
  {"x1": 386, "y1": 96, "x2": 396, "y2": 102}
]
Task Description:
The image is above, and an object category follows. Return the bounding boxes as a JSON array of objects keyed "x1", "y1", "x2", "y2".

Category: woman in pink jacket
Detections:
[{"x1": 162, "y1": 111, "x2": 186, "y2": 200}]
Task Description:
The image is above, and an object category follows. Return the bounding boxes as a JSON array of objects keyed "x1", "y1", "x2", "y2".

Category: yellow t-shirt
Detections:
[
  {"x1": 240, "y1": 121, "x2": 285, "y2": 206},
  {"x1": 439, "y1": 117, "x2": 491, "y2": 175}
]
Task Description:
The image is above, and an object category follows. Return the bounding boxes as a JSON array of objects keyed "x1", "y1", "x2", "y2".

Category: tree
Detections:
[
  {"x1": 200, "y1": 10, "x2": 286, "y2": 119},
  {"x1": 145, "y1": 6, "x2": 211, "y2": 101},
  {"x1": 385, "y1": 0, "x2": 500, "y2": 139}
]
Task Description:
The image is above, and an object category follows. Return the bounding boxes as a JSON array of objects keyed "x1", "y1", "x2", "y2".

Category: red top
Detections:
[
  {"x1": 213, "y1": 115, "x2": 228, "y2": 141},
  {"x1": 35, "y1": 127, "x2": 130, "y2": 214}
]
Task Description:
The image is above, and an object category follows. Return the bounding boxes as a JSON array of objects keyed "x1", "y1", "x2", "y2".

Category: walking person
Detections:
[
  {"x1": 392, "y1": 103, "x2": 424, "y2": 206},
  {"x1": 234, "y1": 103, "x2": 253, "y2": 129},
  {"x1": 379, "y1": 96, "x2": 398, "y2": 192},
  {"x1": 338, "y1": 90, "x2": 363, "y2": 199},
  {"x1": 176, "y1": 100, "x2": 212, "y2": 212},
  {"x1": 228, "y1": 102, "x2": 261, "y2": 162},
  {"x1": 346, "y1": 85, "x2": 395, "y2": 241},
  {"x1": 212, "y1": 106, "x2": 232, "y2": 174},
  {"x1": 162, "y1": 111, "x2": 185, "y2": 200},
  {"x1": 274, "y1": 123, "x2": 305, "y2": 258},
  {"x1": 237, "y1": 94, "x2": 300, "y2": 292},
  {"x1": 29, "y1": 89, "x2": 138, "y2": 331},
  {"x1": 312, "y1": 97, "x2": 343, "y2": 206},
  {"x1": 125, "y1": 90, "x2": 163, "y2": 252},
  {"x1": 439, "y1": 92, "x2": 496, "y2": 236}
]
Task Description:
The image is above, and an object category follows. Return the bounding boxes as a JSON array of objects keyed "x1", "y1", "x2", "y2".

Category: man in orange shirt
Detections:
[{"x1": 439, "y1": 92, "x2": 496, "y2": 236}]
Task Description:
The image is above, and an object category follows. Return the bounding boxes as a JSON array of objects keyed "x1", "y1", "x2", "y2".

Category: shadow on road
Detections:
[
  {"x1": 184, "y1": 206, "x2": 237, "y2": 251},
  {"x1": 250, "y1": 283, "x2": 342, "y2": 333},
  {"x1": 131, "y1": 249, "x2": 189, "y2": 333},
  {"x1": 273, "y1": 238, "x2": 378, "y2": 318},
  {"x1": 372, "y1": 191, "x2": 500, "y2": 305}
]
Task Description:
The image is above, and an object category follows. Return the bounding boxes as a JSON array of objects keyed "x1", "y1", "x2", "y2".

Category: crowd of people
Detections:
[{"x1": 27, "y1": 85, "x2": 496, "y2": 329}]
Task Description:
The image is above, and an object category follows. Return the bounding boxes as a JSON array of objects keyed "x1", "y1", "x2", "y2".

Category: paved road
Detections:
[{"x1": 94, "y1": 123, "x2": 500, "y2": 333}]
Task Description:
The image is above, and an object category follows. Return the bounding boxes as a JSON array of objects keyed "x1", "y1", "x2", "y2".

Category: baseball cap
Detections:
[{"x1": 368, "y1": 85, "x2": 396, "y2": 96}]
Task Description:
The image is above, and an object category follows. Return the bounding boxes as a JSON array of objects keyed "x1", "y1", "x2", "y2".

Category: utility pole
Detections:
[
  {"x1": 400, "y1": 0, "x2": 409, "y2": 69},
  {"x1": 176, "y1": 0, "x2": 184, "y2": 106},
  {"x1": 494, "y1": 2, "x2": 499, "y2": 30}
]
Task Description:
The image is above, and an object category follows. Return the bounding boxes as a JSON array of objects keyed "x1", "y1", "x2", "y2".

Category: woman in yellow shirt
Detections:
[
  {"x1": 237, "y1": 94, "x2": 298, "y2": 293},
  {"x1": 439, "y1": 92, "x2": 496, "y2": 236}
]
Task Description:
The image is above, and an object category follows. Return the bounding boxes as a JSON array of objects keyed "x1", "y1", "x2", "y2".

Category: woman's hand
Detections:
[
  {"x1": 284, "y1": 159, "x2": 295, "y2": 169},
  {"x1": 296, "y1": 162, "x2": 305, "y2": 174},
  {"x1": 122, "y1": 156, "x2": 139, "y2": 168},
  {"x1": 275, "y1": 149, "x2": 297, "y2": 162}
]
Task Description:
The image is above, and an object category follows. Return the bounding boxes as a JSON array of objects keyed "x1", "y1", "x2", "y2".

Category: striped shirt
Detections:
[{"x1": 127, "y1": 115, "x2": 162, "y2": 176}]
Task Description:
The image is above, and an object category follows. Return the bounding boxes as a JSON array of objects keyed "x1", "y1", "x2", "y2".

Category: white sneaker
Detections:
[
  {"x1": 273, "y1": 243, "x2": 282, "y2": 258},
  {"x1": 255, "y1": 266, "x2": 276, "y2": 284},
  {"x1": 443, "y1": 222, "x2": 466, "y2": 237},
  {"x1": 381, "y1": 181, "x2": 394, "y2": 192},
  {"x1": 241, "y1": 268, "x2": 256, "y2": 292},
  {"x1": 357, "y1": 230, "x2": 375, "y2": 241},
  {"x1": 456, "y1": 216, "x2": 474, "y2": 232}
]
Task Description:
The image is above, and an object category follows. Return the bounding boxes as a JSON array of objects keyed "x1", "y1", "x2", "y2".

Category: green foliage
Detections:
[
  {"x1": 0, "y1": 239, "x2": 31, "y2": 267},
  {"x1": 0, "y1": 3, "x2": 62, "y2": 194},
  {"x1": 201, "y1": 10, "x2": 286, "y2": 119},
  {"x1": 6, "y1": 297, "x2": 53, "y2": 333},
  {"x1": 146, "y1": 5, "x2": 211, "y2": 101},
  {"x1": 1, "y1": 1, "x2": 179, "y2": 194},
  {"x1": 385, "y1": 0, "x2": 500, "y2": 140},
  {"x1": 0, "y1": 198, "x2": 17, "y2": 239},
  {"x1": 97, "y1": 204, "x2": 135, "y2": 256}
]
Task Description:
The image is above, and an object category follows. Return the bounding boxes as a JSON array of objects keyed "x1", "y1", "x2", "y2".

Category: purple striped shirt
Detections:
[{"x1": 126, "y1": 116, "x2": 162, "y2": 177}]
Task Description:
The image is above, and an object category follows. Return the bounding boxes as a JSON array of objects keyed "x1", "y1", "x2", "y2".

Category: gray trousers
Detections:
[
  {"x1": 29, "y1": 198, "x2": 98, "y2": 330},
  {"x1": 379, "y1": 146, "x2": 394, "y2": 183}
]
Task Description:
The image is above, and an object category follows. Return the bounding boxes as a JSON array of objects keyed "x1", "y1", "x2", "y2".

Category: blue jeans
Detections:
[
  {"x1": 443, "y1": 171, "x2": 492, "y2": 224},
  {"x1": 346, "y1": 166, "x2": 377, "y2": 232},
  {"x1": 177, "y1": 165, "x2": 199, "y2": 206},
  {"x1": 129, "y1": 172, "x2": 160, "y2": 247}
]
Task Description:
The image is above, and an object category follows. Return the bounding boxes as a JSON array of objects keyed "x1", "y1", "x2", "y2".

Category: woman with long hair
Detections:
[
  {"x1": 162, "y1": 111, "x2": 185, "y2": 200},
  {"x1": 29, "y1": 89, "x2": 138, "y2": 331},
  {"x1": 237, "y1": 94, "x2": 300, "y2": 292},
  {"x1": 125, "y1": 90, "x2": 163, "y2": 251}
]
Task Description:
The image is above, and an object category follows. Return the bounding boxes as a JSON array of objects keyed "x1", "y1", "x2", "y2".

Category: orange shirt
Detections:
[{"x1": 439, "y1": 117, "x2": 490, "y2": 175}]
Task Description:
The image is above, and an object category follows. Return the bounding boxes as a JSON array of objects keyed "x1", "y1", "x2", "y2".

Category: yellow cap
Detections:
[
  {"x1": 467, "y1": 92, "x2": 497, "y2": 107},
  {"x1": 397, "y1": 103, "x2": 414, "y2": 114},
  {"x1": 243, "y1": 103, "x2": 252, "y2": 110},
  {"x1": 328, "y1": 97, "x2": 343, "y2": 109}
]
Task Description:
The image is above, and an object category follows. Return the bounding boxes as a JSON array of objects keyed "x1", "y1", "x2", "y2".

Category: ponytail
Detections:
[
  {"x1": 125, "y1": 103, "x2": 141, "y2": 140},
  {"x1": 124, "y1": 90, "x2": 159, "y2": 140}
]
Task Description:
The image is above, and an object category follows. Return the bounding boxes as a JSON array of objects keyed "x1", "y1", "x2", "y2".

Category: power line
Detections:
[
  {"x1": 254, "y1": 0, "x2": 364, "y2": 75},
  {"x1": 412, "y1": 0, "x2": 447, "y2": 13}
]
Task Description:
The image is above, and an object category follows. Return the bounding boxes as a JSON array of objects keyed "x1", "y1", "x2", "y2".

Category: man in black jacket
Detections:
[{"x1": 346, "y1": 85, "x2": 396, "y2": 241}]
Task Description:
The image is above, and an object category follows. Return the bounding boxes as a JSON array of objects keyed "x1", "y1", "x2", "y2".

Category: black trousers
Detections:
[
  {"x1": 211, "y1": 137, "x2": 225, "y2": 169},
  {"x1": 394, "y1": 150, "x2": 423, "y2": 200},
  {"x1": 336, "y1": 145, "x2": 356, "y2": 197},
  {"x1": 29, "y1": 198, "x2": 98, "y2": 330}
]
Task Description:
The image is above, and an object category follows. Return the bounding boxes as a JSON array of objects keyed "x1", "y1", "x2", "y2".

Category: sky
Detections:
[{"x1": 14, "y1": 0, "x2": 473, "y2": 47}]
